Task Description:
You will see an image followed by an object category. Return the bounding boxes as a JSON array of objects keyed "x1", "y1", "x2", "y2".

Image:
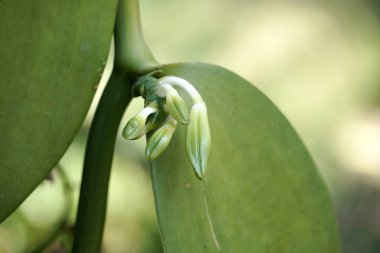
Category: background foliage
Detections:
[{"x1": 1, "y1": 0, "x2": 380, "y2": 252}]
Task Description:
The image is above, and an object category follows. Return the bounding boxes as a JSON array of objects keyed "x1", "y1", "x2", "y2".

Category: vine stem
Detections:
[
  {"x1": 115, "y1": 0, "x2": 160, "y2": 74},
  {"x1": 72, "y1": 70, "x2": 133, "y2": 253}
]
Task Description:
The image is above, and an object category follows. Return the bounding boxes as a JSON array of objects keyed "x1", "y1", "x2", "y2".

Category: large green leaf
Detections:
[
  {"x1": 0, "y1": 0, "x2": 118, "y2": 222},
  {"x1": 150, "y1": 63, "x2": 340, "y2": 252}
]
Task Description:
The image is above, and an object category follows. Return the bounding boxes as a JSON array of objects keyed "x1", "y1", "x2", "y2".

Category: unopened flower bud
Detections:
[
  {"x1": 186, "y1": 102, "x2": 211, "y2": 180},
  {"x1": 126, "y1": 74, "x2": 212, "y2": 181},
  {"x1": 122, "y1": 106, "x2": 157, "y2": 140},
  {"x1": 157, "y1": 84, "x2": 190, "y2": 125},
  {"x1": 145, "y1": 117, "x2": 177, "y2": 160}
]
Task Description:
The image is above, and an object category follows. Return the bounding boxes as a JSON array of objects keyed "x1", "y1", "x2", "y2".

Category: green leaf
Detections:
[
  {"x1": 0, "y1": 0, "x2": 118, "y2": 222},
  {"x1": 150, "y1": 63, "x2": 340, "y2": 252}
]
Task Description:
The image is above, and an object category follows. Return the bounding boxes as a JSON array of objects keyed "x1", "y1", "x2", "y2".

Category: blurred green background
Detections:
[{"x1": 1, "y1": 0, "x2": 380, "y2": 252}]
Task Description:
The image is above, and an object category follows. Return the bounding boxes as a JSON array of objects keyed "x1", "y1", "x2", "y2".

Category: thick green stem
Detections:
[
  {"x1": 72, "y1": 71, "x2": 133, "y2": 253},
  {"x1": 115, "y1": 0, "x2": 160, "y2": 75}
]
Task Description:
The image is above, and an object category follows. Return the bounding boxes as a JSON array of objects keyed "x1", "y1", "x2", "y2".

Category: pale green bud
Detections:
[
  {"x1": 156, "y1": 84, "x2": 190, "y2": 125},
  {"x1": 145, "y1": 117, "x2": 177, "y2": 161},
  {"x1": 122, "y1": 106, "x2": 157, "y2": 140},
  {"x1": 186, "y1": 102, "x2": 211, "y2": 180},
  {"x1": 166, "y1": 89, "x2": 190, "y2": 125}
]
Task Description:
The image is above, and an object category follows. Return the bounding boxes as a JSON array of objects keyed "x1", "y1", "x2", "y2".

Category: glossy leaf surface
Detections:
[
  {"x1": 150, "y1": 63, "x2": 340, "y2": 252},
  {"x1": 0, "y1": 0, "x2": 118, "y2": 222}
]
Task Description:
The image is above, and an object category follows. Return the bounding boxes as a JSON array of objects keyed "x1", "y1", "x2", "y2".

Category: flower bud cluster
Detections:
[{"x1": 122, "y1": 73, "x2": 211, "y2": 180}]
